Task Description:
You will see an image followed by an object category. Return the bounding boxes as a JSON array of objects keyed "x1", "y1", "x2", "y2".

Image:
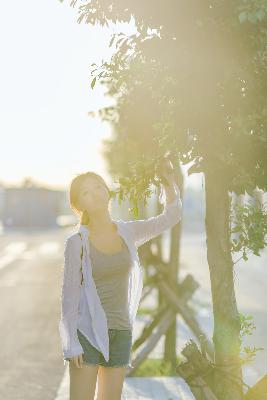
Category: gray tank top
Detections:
[{"x1": 89, "y1": 236, "x2": 133, "y2": 330}]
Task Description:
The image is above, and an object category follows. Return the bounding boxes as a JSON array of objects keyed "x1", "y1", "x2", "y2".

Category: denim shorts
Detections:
[{"x1": 65, "y1": 328, "x2": 133, "y2": 369}]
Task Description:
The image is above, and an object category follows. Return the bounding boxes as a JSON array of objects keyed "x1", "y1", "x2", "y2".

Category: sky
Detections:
[{"x1": 0, "y1": 0, "x2": 202, "y2": 191}]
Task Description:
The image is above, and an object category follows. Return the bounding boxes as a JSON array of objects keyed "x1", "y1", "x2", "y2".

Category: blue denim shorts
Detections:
[{"x1": 66, "y1": 328, "x2": 133, "y2": 369}]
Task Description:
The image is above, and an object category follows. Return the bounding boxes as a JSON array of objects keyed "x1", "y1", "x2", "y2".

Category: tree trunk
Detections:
[{"x1": 205, "y1": 169, "x2": 243, "y2": 400}]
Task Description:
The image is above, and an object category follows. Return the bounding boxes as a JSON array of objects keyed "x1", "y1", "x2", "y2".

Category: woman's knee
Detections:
[
  {"x1": 69, "y1": 361, "x2": 99, "y2": 400},
  {"x1": 97, "y1": 365, "x2": 127, "y2": 400}
]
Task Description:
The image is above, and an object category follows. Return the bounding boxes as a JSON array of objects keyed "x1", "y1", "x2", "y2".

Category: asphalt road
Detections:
[{"x1": 0, "y1": 227, "x2": 71, "y2": 400}]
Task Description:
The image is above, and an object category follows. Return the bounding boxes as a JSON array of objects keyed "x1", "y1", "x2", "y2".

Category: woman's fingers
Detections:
[
  {"x1": 158, "y1": 158, "x2": 174, "y2": 178},
  {"x1": 78, "y1": 354, "x2": 83, "y2": 368},
  {"x1": 163, "y1": 158, "x2": 174, "y2": 175},
  {"x1": 72, "y1": 354, "x2": 83, "y2": 368},
  {"x1": 72, "y1": 356, "x2": 78, "y2": 368},
  {"x1": 160, "y1": 160, "x2": 175, "y2": 185}
]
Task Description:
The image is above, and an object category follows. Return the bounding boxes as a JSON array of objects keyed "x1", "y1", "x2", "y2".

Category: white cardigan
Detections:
[{"x1": 58, "y1": 182, "x2": 182, "y2": 364}]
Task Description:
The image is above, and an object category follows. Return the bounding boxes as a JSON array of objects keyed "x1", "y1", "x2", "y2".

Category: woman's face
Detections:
[{"x1": 78, "y1": 176, "x2": 110, "y2": 213}]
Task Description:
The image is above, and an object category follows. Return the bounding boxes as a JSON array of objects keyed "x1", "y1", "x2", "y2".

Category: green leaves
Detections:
[
  {"x1": 108, "y1": 155, "x2": 175, "y2": 218},
  {"x1": 230, "y1": 198, "x2": 267, "y2": 264},
  {"x1": 239, "y1": 313, "x2": 255, "y2": 338},
  {"x1": 238, "y1": 11, "x2": 248, "y2": 23},
  {"x1": 239, "y1": 313, "x2": 264, "y2": 364},
  {"x1": 89, "y1": 62, "x2": 107, "y2": 90},
  {"x1": 238, "y1": 10, "x2": 265, "y2": 23},
  {"x1": 90, "y1": 76, "x2": 97, "y2": 89},
  {"x1": 238, "y1": 1, "x2": 267, "y2": 24}
]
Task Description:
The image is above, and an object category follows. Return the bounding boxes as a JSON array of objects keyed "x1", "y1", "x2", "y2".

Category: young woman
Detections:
[{"x1": 59, "y1": 160, "x2": 182, "y2": 400}]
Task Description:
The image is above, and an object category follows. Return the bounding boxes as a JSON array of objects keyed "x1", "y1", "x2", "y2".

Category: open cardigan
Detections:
[{"x1": 58, "y1": 182, "x2": 182, "y2": 364}]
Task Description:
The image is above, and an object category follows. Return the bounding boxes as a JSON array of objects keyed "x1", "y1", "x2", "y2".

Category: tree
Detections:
[{"x1": 62, "y1": 1, "x2": 267, "y2": 398}]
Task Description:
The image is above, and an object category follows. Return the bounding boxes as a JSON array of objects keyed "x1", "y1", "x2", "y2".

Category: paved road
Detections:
[
  {"x1": 0, "y1": 228, "x2": 68, "y2": 400},
  {"x1": 0, "y1": 227, "x2": 265, "y2": 399}
]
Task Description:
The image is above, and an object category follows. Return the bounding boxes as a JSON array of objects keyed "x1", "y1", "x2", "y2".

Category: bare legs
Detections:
[
  {"x1": 96, "y1": 365, "x2": 128, "y2": 400},
  {"x1": 69, "y1": 362, "x2": 128, "y2": 400},
  {"x1": 69, "y1": 362, "x2": 99, "y2": 400}
]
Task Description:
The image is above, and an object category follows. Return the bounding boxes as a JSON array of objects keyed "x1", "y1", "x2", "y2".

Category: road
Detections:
[{"x1": 0, "y1": 228, "x2": 68, "y2": 400}]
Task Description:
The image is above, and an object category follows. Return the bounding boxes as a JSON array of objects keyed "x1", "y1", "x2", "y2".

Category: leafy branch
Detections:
[
  {"x1": 230, "y1": 198, "x2": 267, "y2": 264},
  {"x1": 239, "y1": 313, "x2": 264, "y2": 364}
]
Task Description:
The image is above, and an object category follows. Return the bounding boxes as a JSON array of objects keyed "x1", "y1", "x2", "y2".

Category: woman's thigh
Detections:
[
  {"x1": 96, "y1": 365, "x2": 128, "y2": 400},
  {"x1": 69, "y1": 361, "x2": 99, "y2": 400}
]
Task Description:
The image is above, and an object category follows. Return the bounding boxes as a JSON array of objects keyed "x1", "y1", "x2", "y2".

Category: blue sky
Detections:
[{"x1": 0, "y1": 0, "x2": 202, "y2": 191}]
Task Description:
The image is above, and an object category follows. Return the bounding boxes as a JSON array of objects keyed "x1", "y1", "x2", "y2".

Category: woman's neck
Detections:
[{"x1": 86, "y1": 211, "x2": 116, "y2": 234}]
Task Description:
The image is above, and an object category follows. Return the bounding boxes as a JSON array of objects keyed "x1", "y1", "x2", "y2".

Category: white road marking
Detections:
[
  {"x1": 38, "y1": 242, "x2": 60, "y2": 255},
  {"x1": 0, "y1": 241, "x2": 61, "y2": 272},
  {"x1": 0, "y1": 242, "x2": 27, "y2": 271}
]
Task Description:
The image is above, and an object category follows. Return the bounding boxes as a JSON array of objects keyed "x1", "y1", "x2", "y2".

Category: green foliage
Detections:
[
  {"x1": 238, "y1": 0, "x2": 267, "y2": 23},
  {"x1": 241, "y1": 345, "x2": 264, "y2": 363},
  {"x1": 107, "y1": 153, "x2": 176, "y2": 217},
  {"x1": 239, "y1": 313, "x2": 264, "y2": 364},
  {"x1": 239, "y1": 313, "x2": 256, "y2": 337},
  {"x1": 230, "y1": 198, "x2": 267, "y2": 263},
  {"x1": 137, "y1": 306, "x2": 153, "y2": 316},
  {"x1": 70, "y1": 0, "x2": 267, "y2": 205},
  {"x1": 132, "y1": 356, "x2": 182, "y2": 377},
  {"x1": 90, "y1": 76, "x2": 96, "y2": 89}
]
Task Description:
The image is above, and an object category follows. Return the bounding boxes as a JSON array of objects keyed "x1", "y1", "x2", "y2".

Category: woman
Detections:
[{"x1": 59, "y1": 159, "x2": 183, "y2": 400}]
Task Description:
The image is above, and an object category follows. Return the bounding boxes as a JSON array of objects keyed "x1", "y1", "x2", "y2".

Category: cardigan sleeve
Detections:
[
  {"x1": 124, "y1": 182, "x2": 182, "y2": 248},
  {"x1": 58, "y1": 236, "x2": 84, "y2": 361}
]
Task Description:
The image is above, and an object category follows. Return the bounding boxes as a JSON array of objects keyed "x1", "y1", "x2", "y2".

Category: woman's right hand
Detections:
[
  {"x1": 70, "y1": 353, "x2": 83, "y2": 368},
  {"x1": 156, "y1": 157, "x2": 175, "y2": 186}
]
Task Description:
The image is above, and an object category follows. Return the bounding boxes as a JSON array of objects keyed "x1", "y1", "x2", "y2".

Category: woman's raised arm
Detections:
[{"x1": 123, "y1": 181, "x2": 182, "y2": 248}]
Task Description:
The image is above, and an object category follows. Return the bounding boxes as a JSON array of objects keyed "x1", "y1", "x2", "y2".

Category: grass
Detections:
[
  {"x1": 137, "y1": 307, "x2": 154, "y2": 316},
  {"x1": 131, "y1": 356, "x2": 183, "y2": 376}
]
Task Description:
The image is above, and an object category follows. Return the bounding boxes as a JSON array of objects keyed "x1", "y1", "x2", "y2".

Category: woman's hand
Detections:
[
  {"x1": 157, "y1": 157, "x2": 176, "y2": 186},
  {"x1": 156, "y1": 156, "x2": 180, "y2": 204},
  {"x1": 70, "y1": 353, "x2": 83, "y2": 368}
]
